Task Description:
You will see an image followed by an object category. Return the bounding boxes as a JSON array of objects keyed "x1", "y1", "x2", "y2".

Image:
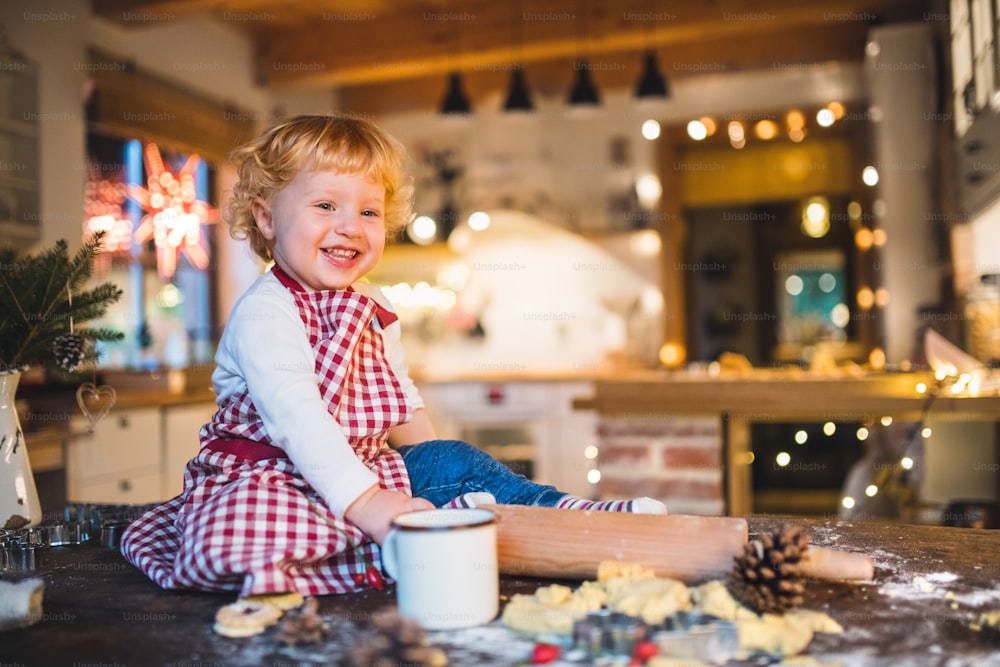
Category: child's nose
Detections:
[{"x1": 334, "y1": 212, "x2": 362, "y2": 235}]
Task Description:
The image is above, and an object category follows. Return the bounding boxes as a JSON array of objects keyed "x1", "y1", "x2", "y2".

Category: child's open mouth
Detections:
[{"x1": 322, "y1": 248, "x2": 358, "y2": 261}]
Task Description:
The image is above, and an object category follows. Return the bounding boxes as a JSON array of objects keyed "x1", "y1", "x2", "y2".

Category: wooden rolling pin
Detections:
[{"x1": 482, "y1": 505, "x2": 873, "y2": 583}]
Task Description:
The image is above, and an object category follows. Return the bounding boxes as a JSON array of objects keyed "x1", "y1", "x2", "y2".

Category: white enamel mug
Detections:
[{"x1": 380, "y1": 507, "x2": 499, "y2": 630}]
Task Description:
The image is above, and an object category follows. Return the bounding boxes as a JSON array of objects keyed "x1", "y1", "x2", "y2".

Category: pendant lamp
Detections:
[
  {"x1": 440, "y1": 71, "x2": 472, "y2": 114},
  {"x1": 635, "y1": 50, "x2": 670, "y2": 99},
  {"x1": 503, "y1": 68, "x2": 534, "y2": 111},
  {"x1": 568, "y1": 62, "x2": 601, "y2": 106}
]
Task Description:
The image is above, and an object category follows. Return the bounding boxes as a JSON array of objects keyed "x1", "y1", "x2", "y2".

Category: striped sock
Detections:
[
  {"x1": 556, "y1": 495, "x2": 667, "y2": 514},
  {"x1": 442, "y1": 492, "x2": 497, "y2": 509}
]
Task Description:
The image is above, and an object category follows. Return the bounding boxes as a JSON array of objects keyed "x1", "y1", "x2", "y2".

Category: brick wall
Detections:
[{"x1": 595, "y1": 415, "x2": 724, "y2": 515}]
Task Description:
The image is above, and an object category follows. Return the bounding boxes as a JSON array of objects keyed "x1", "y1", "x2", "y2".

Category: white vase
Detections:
[{"x1": 1, "y1": 370, "x2": 42, "y2": 530}]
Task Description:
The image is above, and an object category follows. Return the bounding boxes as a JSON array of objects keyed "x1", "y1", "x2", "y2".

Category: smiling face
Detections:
[{"x1": 252, "y1": 168, "x2": 387, "y2": 291}]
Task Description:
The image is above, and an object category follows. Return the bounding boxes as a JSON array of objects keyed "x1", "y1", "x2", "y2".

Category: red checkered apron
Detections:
[{"x1": 121, "y1": 266, "x2": 413, "y2": 596}]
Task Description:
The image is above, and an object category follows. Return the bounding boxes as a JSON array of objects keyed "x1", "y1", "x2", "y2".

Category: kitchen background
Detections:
[{"x1": 2, "y1": 0, "x2": 999, "y2": 522}]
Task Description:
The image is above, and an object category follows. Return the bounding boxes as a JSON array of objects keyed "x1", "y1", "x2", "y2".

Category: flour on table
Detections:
[{"x1": 879, "y1": 572, "x2": 960, "y2": 600}]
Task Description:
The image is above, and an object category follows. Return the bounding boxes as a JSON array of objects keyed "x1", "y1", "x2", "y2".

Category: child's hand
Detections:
[{"x1": 344, "y1": 485, "x2": 434, "y2": 544}]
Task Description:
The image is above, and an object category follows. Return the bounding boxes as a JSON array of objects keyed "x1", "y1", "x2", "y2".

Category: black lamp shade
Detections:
[
  {"x1": 503, "y1": 68, "x2": 534, "y2": 111},
  {"x1": 440, "y1": 72, "x2": 472, "y2": 114},
  {"x1": 567, "y1": 62, "x2": 601, "y2": 105},
  {"x1": 636, "y1": 50, "x2": 669, "y2": 99}
]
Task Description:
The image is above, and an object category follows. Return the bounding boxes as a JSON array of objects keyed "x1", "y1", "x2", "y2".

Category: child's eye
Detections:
[
  {"x1": 316, "y1": 202, "x2": 334, "y2": 211},
  {"x1": 362, "y1": 209, "x2": 382, "y2": 218}
]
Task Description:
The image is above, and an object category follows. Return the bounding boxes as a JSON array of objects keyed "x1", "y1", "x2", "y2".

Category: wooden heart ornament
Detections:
[{"x1": 76, "y1": 382, "x2": 117, "y2": 431}]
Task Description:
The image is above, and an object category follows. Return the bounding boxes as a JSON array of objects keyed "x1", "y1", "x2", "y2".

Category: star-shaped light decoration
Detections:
[{"x1": 128, "y1": 143, "x2": 215, "y2": 279}]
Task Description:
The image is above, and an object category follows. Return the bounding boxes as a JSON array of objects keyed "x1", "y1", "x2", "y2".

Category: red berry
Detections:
[
  {"x1": 631, "y1": 640, "x2": 658, "y2": 664},
  {"x1": 352, "y1": 572, "x2": 366, "y2": 587},
  {"x1": 530, "y1": 643, "x2": 560, "y2": 664},
  {"x1": 365, "y1": 565, "x2": 385, "y2": 591}
]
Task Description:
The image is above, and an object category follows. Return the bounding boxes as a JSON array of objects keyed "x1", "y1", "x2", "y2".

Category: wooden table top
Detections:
[{"x1": 3, "y1": 517, "x2": 1000, "y2": 666}]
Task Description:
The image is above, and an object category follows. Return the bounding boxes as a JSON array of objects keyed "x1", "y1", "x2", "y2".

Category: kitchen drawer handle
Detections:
[
  {"x1": 118, "y1": 415, "x2": 130, "y2": 429},
  {"x1": 118, "y1": 479, "x2": 132, "y2": 492}
]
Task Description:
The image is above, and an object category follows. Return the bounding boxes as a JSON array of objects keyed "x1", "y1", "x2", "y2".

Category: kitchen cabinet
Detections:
[
  {"x1": 161, "y1": 402, "x2": 215, "y2": 498},
  {"x1": 68, "y1": 401, "x2": 213, "y2": 504}
]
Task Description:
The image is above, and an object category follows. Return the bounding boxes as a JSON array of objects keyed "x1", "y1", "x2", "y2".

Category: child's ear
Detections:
[{"x1": 252, "y1": 197, "x2": 275, "y2": 240}]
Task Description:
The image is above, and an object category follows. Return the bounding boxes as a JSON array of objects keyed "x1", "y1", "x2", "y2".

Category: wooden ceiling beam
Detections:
[
  {"x1": 338, "y1": 21, "x2": 874, "y2": 114},
  {"x1": 91, "y1": 0, "x2": 930, "y2": 91}
]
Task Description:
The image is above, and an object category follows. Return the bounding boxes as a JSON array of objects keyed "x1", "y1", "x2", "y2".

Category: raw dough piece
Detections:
[
  {"x1": 605, "y1": 577, "x2": 691, "y2": 625},
  {"x1": 690, "y1": 580, "x2": 757, "y2": 622},
  {"x1": 737, "y1": 610, "x2": 843, "y2": 657},
  {"x1": 692, "y1": 580, "x2": 842, "y2": 658},
  {"x1": 501, "y1": 581, "x2": 607, "y2": 635},
  {"x1": 240, "y1": 591, "x2": 304, "y2": 611},
  {"x1": 214, "y1": 600, "x2": 283, "y2": 638},
  {"x1": 974, "y1": 609, "x2": 1000, "y2": 631}
]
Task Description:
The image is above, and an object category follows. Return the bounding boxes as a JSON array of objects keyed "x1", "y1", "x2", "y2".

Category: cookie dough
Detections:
[
  {"x1": 605, "y1": 577, "x2": 691, "y2": 625},
  {"x1": 501, "y1": 581, "x2": 607, "y2": 635},
  {"x1": 240, "y1": 591, "x2": 304, "y2": 611},
  {"x1": 502, "y1": 560, "x2": 844, "y2": 660},
  {"x1": 691, "y1": 579, "x2": 842, "y2": 657},
  {"x1": 690, "y1": 580, "x2": 757, "y2": 622},
  {"x1": 213, "y1": 600, "x2": 284, "y2": 638}
]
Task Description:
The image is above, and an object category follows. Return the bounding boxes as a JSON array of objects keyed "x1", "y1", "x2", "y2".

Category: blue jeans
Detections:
[{"x1": 398, "y1": 440, "x2": 567, "y2": 507}]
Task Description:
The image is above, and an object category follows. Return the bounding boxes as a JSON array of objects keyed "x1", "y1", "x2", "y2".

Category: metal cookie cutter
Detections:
[
  {"x1": 568, "y1": 609, "x2": 739, "y2": 664},
  {"x1": 652, "y1": 610, "x2": 739, "y2": 663}
]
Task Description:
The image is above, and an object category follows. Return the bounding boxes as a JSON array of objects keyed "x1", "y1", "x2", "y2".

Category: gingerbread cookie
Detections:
[{"x1": 213, "y1": 599, "x2": 283, "y2": 638}]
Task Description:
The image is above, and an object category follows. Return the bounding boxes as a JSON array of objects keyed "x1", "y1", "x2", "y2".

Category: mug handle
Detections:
[{"x1": 380, "y1": 526, "x2": 399, "y2": 579}]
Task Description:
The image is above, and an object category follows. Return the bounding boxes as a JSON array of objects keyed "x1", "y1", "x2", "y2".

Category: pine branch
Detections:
[{"x1": 0, "y1": 233, "x2": 123, "y2": 372}]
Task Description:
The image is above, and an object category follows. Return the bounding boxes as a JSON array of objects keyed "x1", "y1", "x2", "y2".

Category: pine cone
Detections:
[
  {"x1": 349, "y1": 607, "x2": 448, "y2": 667},
  {"x1": 726, "y1": 524, "x2": 810, "y2": 615},
  {"x1": 53, "y1": 333, "x2": 86, "y2": 372},
  {"x1": 273, "y1": 597, "x2": 327, "y2": 646}
]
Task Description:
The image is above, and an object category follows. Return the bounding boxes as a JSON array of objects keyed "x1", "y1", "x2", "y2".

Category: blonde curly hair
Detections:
[{"x1": 226, "y1": 114, "x2": 414, "y2": 262}]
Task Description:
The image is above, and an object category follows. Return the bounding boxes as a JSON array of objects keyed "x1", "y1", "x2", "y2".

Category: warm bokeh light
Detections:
[
  {"x1": 687, "y1": 120, "x2": 708, "y2": 141},
  {"x1": 658, "y1": 342, "x2": 686, "y2": 368},
  {"x1": 857, "y1": 287, "x2": 875, "y2": 310},
  {"x1": 816, "y1": 108, "x2": 836, "y2": 127},
  {"x1": 862, "y1": 165, "x2": 879, "y2": 186},
  {"x1": 754, "y1": 120, "x2": 778, "y2": 140},
  {"x1": 407, "y1": 215, "x2": 438, "y2": 245},
  {"x1": 467, "y1": 210, "x2": 490, "y2": 231},
  {"x1": 635, "y1": 174, "x2": 663, "y2": 207},
  {"x1": 642, "y1": 119, "x2": 661, "y2": 140},
  {"x1": 875, "y1": 287, "x2": 890, "y2": 307},
  {"x1": 869, "y1": 347, "x2": 886, "y2": 370},
  {"x1": 855, "y1": 227, "x2": 873, "y2": 250},
  {"x1": 872, "y1": 228, "x2": 888, "y2": 247}
]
